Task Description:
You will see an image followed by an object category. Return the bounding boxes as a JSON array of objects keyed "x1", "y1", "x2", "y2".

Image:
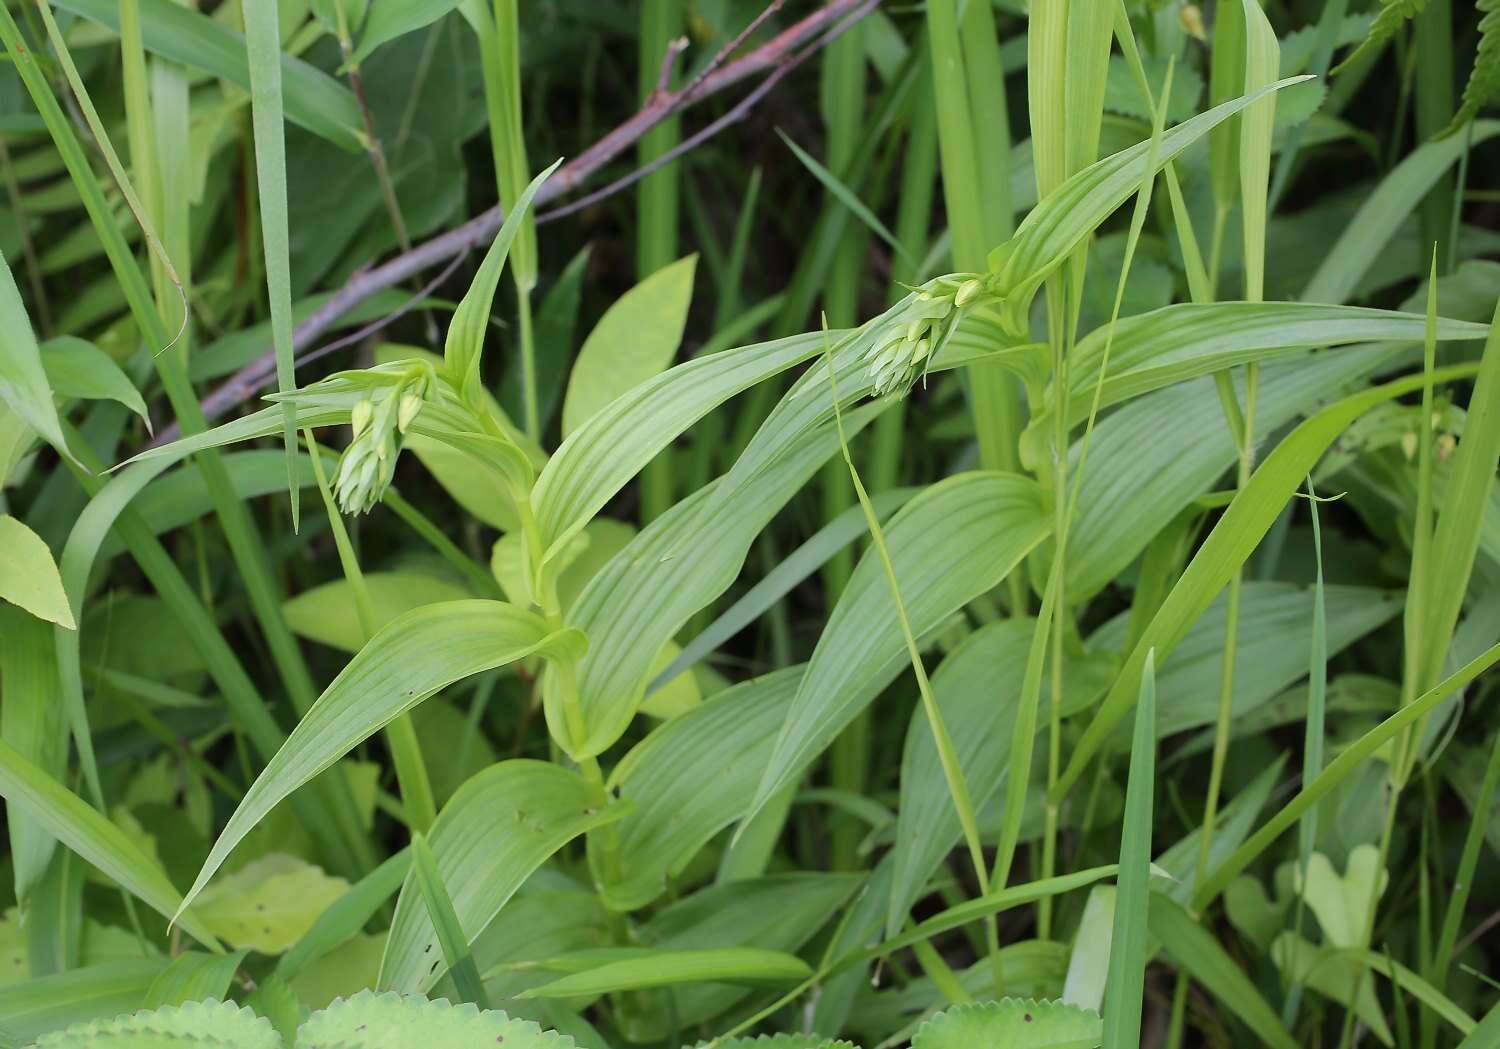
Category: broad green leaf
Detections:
[
  {"x1": 352, "y1": 0, "x2": 463, "y2": 65},
  {"x1": 1062, "y1": 887, "x2": 1115, "y2": 1012},
  {"x1": 296, "y1": 990, "x2": 574, "y2": 1049},
  {"x1": 180, "y1": 601, "x2": 582, "y2": 919},
  {"x1": 653, "y1": 488, "x2": 918, "y2": 691},
  {"x1": 144, "y1": 949, "x2": 249, "y2": 1008},
  {"x1": 52, "y1": 0, "x2": 364, "y2": 151},
  {"x1": 1269, "y1": 934, "x2": 1392, "y2": 1044},
  {"x1": 746, "y1": 471, "x2": 1051, "y2": 829},
  {"x1": 1087, "y1": 583, "x2": 1401, "y2": 739},
  {"x1": 380, "y1": 760, "x2": 627, "y2": 992},
  {"x1": 1058, "y1": 364, "x2": 1484, "y2": 798},
  {"x1": 0, "y1": 251, "x2": 71, "y2": 463},
  {"x1": 30, "y1": 998, "x2": 277, "y2": 1049},
  {"x1": 1028, "y1": 302, "x2": 1487, "y2": 453},
  {"x1": 890, "y1": 618, "x2": 1112, "y2": 934},
  {"x1": 913, "y1": 998, "x2": 1103, "y2": 1049},
  {"x1": 561, "y1": 254, "x2": 697, "y2": 436},
  {"x1": 41, "y1": 337, "x2": 149, "y2": 425},
  {"x1": 1147, "y1": 894, "x2": 1299, "y2": 1049},
  {"x1": 1061, "y1": 347, "x2": 1394, "y2": 601},
  {"x1": 284, "y1": 572, "x2": 471, "y2": 652},
  {"x1": 1102, "y1": 654, "x2": 1155, "y2": 1049},
  {"x1": 0, "y1": 516, "x2": 73, "y2": 630},
  {"x1": 601, "y1": 667, "x2": 802, "y2": 911},
  {"x1": 0, "y1": 738, "x2": 220, "y2": 949},
  {"x1": 559, "y1": 405, "x2": 880, "y2": 761},
  {"x1": 531, "y1": 328, "x2": 831, "y2": 560},
  {"x1": 196, "y1": 854, "x2": 349, "y2": 954},
  {"x1": 704, "y1": 1038, "x2": 856, "y2": 1049},
  {"x1": 520, "y1": 947, "x2": 812, "y2": 998}
]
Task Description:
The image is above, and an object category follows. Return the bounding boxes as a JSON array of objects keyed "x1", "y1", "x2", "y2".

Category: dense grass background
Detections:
[{"x1": 0, "y1": 1, "x2": 1498, "y2": 1047}]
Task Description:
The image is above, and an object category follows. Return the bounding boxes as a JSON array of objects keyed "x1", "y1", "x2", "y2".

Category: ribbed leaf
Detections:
[
  {"x1": 995, "y1": 76, "x2": 1312, "y2": 304},
  {"x1": 558, "y1": 406, "x2": 879, "y2": 761},
  {"x1": 745, "y1": 471, "x2": 1050, "y2": 830},
  {"x1": 180, "y1": 602, "x2": 582, "y2": 919},
  {"x1": 380, "y1": 760, "x2": 626, "y2": 992},
  {"x1": 1058, "y1": 364, "x2": 1483, "y2": 799},
  {"x1": 601, "y1": 668, "x2": 802, "y2": 911},
  {"x1": 531, "y1": 329, "x2": 831, "y2": 561},
  {"x1": 1029, "y1": 302, "x2": 1487, "y2": 451},
  {"x1": 889, "y1": 618, "x2": 1112, "y2": 934}
]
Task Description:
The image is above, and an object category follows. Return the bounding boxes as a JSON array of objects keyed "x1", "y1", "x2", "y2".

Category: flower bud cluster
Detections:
[
  {"x1": 864, "y1": 275, "x2": 990, "y2": 396},
  {"x1": 333, "y1": 370, "x2": 430, "y2": 515}
]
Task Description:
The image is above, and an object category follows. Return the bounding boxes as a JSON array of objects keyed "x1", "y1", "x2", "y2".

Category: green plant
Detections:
[{"x1": 0, "y1": 2, "x2": 1498, "y2": 1048}]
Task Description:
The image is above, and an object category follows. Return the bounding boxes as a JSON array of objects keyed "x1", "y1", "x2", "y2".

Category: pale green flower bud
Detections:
[
  {"x1": 397, "y1": 391, "x2": 423, "y2": 433},
  {"x1": 954, "y1": 278, "x2": 982, "y2": 307},
  {"x1": 350, "y1": 397, "x2": 373, "y2": 438}
]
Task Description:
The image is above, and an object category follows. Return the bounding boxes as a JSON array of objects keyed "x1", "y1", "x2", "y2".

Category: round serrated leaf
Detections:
[
  {"x1": 296, "y1": 990, "x2": 575, "y2": 1049},
  {"x1": 912, "y1": 998, "x2": 1103, "y2": 1049}
]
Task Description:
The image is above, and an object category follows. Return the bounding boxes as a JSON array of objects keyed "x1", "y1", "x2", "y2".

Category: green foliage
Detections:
[{"x1": 1, "y1": 1, "x2": 1498, "y2": 1046}]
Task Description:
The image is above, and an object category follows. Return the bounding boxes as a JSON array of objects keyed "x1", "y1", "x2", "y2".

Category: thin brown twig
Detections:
[{"x1": 149, "y1": 0, "x2": 873, "y2": 447}]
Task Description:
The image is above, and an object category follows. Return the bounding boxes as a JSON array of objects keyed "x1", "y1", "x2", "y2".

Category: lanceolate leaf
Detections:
[
  {"x1": 558, "y1": 405, "x2": 880, "y2": 761},
  {"x1": 1029, "y1": 302, "x2": 1487, "y2": 450},
  {"x1": 889, "y1": 618, "x2": 1112, "y2": 934},
  {"x1": 601, "y1": 667, "x2": 803, "y2": 910},
  {"x1": 0, "y1": 252, "x2": 71, "y2": 464},
  {"x1": 745, "y1": 471, "x2": 1051, "y2": 831},
  {"x1": 380, "y1": 760, "x2": 628, "y2": 992},
  {"x1": 179, "y1": 602, "x2": 583, "y2": 920},
  {"x1": 532, "y1": 328, "x2": 832, "y2": 561},
  {"x1": 1057, "y1": 364, "x2": 1482, "y2": 797}
]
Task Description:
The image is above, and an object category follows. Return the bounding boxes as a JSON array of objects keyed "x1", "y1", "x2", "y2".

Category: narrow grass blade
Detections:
[
  {"x1": 241, "y1": 0, "x2": 301, "y2": 524},
  {"x1": 410, "y1": 833, "x2": 489, "y2": 1007},
  {"x1": 520, "y1": 948, "x2": 812, "y2": 998},
  {"x1": 0, "y1": 738, "x2": 219, "y2": 949},
  {"x1": 1103, "y1": 652, "x2": 1156, "y2": 1049}
]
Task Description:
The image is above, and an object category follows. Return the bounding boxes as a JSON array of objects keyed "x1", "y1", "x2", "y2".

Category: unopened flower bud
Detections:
[
  {"x1": 397, "y1": 391, "x2": 423, "y2": 433},
  {"x1": 351, "y1": 398, "x2": 373, "y2": 438},
  {"x1": 954, "y1": 278, "x2": 982, "y2": 307}
]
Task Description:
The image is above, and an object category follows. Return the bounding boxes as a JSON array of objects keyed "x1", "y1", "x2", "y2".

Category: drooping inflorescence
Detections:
[{"x1": 864, "y1": 275, "x2": 992, "y2": 397}]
